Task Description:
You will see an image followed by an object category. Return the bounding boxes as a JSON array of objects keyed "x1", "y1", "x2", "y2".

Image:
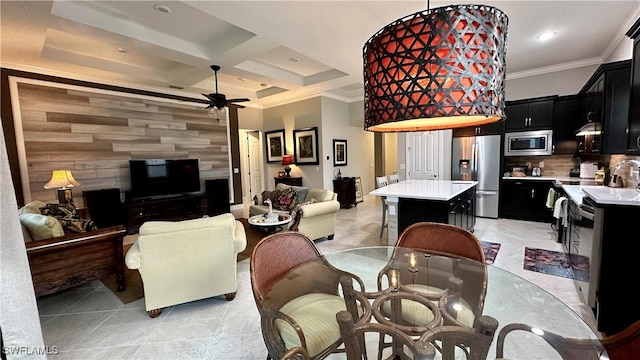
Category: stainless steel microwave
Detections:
[{"x1": 504, "y1": 130, "x2": 553, "y2": 156}]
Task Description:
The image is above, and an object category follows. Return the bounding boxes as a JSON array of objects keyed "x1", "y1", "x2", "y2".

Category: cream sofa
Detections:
[
  {"x1": 250, "y1": 183, "x2": 340, "y2": 240},
  {"x1": 124, "y1": 213, "x2": 246, "y2": 317}
]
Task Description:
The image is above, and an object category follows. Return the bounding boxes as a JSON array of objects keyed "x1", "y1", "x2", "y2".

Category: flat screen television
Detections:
[{"x1": 129, "y1": 159, "x2": 200, "y2": 200}]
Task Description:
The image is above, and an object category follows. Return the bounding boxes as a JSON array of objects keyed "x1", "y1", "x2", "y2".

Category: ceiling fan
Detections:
[{"x1": 202, "y1": 65, "x2": 250, "y2": 109}]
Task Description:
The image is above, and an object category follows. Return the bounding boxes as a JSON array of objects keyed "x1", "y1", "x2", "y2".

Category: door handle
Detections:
[
  {"x1": 637, "y1": 134, "x2": 640, "y2": 149},
  {"x1": 531, "y1": 189, "x2": 535, "y2": 198}
]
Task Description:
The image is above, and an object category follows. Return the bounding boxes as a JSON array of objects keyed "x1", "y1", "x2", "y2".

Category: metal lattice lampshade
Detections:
[{"x1": 363, "y1": 4, "x2": 508, "y2": 132}]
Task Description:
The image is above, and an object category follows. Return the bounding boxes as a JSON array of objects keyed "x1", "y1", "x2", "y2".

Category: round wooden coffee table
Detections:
[{"x1": 248, "y1": 214, "x2": 292, "y2": 233}]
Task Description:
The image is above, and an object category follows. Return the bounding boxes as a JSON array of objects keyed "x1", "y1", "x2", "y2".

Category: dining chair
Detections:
[
  {"x1": 495, "y1": 323, "x2": 605, "y2": 359},
  {"x1": 394, "y1": 222, "x2": 487, "y2": 325},
  {"x1": 496, "y1": 319, "x2": 640, "y2": 360},
  {"x1": 375, "y1": 222, "x2": 488, "y2": 359},
  {"x1": 336, "y1": 310, "x2": 437, "y2": 360},
  {"x1": 389, "y1": 174, "x2": 399, "y2": 184},
  {"x1": 396, "y1": 222, "x2": 486, "y2": 263},
  {"x1": 417, "y1": 315, "x2": 499, "y2": 360},
  {"x1": 375, "y1": 176, "x2": 389, "y2": 238},
  {"x1": 250, "y1": 231, "x2": 366, "y2": 360}
]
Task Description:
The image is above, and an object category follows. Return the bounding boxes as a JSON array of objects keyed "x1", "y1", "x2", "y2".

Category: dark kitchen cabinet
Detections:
[
  {"x1": 552, "y1": 95, "x2": 581, "y2": 154},
  {"x1": 333, "y1": 177, "x2": 357, "y2": 208},
  {"x1": 505, "y1": 96, "x2": 556, "y2": 132},
  {"x1": 499, "y1": 179, "x2": 554, "y2": 223},
  {"x1": 578, "y1": 60, "x2": 631, "y2": 155},
  {"x1": 452, "y1": 121, "x2": 504, "y2": 137},
  {"x1": 626, "y1": 18, "x2": 640, "y2": 154}
]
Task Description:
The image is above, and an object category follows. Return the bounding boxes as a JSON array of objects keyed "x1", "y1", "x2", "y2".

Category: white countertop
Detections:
[
  {"x1": 559, "y1": 184, "x2": 640, "y2": 206},
  {"x1": 581, "y1": 186, "x2": 640, "y2": 206},
  {"x1": 560, "y1": 184, "x2": 585, "y2": 205},
  {"x1": 369, "y1": 179, "x2": 477, "y2": 201}
]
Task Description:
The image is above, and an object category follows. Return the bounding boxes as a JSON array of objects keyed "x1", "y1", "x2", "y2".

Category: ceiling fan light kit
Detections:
[
  {"x1": 363, "y1": 4, "x2": 508, "y2": 132},
  {"x1": 202, "y1": 65, "x2": 250, "y2": 110}
]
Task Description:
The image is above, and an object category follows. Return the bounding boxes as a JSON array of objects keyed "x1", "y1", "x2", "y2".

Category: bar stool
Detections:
[{"x1": 376, "y1": 176, "x2": 389, "y2": 238}]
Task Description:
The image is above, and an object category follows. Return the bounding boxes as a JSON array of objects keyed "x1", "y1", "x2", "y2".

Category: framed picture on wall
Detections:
[
  {"x1": 355, "y1": 176, "x2": 363, "y2": 203},
  {"x1": 265, "y1": 129, "x2": 286, "y2": 163},
  {"x1": 293, "y1": 127, "x2": 319, "y2": 165},
  {"x1": 333, "y1": 139, "x2": 347, "y2": 166}
]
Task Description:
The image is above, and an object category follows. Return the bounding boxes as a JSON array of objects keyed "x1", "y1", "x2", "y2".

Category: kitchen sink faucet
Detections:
[{"x1": 612, "y1": 159, "x2": 640, "y2": 190}]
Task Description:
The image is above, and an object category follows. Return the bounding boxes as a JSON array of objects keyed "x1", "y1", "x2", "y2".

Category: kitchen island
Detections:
[
  {"x1": 556, "y1": 184, "x2": 640, "y2": 335},
  {"x1": 369, "y1": 179, "x2": 477, "y2": 245}
]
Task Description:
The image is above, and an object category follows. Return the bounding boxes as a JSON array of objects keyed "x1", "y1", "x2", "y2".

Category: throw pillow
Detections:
[
  {"x1": 40, "y1": 203, "x2": 77, "y2": 218},
  {"x1": 290, "y1": 186, "x2": 309, "y2": 203},
  {"x1": 289, "y1": 198, "x2": 317, "y2": 223},
  {"x1": 39, "y1": 202, "x2": 97, "y2": 234},
  {"x1": 273, "y1": 188, "x2": 298, "y2": 211},
  {"x1": 19, "y1": 213, "x2": 65, "y2": 241}
]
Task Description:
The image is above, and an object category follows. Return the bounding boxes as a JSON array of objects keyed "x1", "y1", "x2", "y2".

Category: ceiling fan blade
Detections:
[
  {"x1": 202, "y1": 93, "x2": 216, "y2": 101},
  {"x1": 227, "y1": 98, "x2": 250, "y2": 103},
  {"x1": 231, "y1": 103, "x2": 247, "y2": 109}
]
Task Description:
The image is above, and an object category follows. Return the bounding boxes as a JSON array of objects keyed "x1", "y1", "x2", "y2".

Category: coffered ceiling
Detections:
[{"x1": 1, "y1": 1, "x2": 639, "y2": 109}]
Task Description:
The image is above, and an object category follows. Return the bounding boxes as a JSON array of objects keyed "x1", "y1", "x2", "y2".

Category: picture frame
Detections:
[
  {"x1": 333, "y1": 139, "x2": 347, "y2": 166},
  {"x1": 265, "y1": 129, "x2": 286, "y2": 163},
  {"x1": 355, "y1": 176, "x2": 363, "y2": 203},
  {"x1": 292, "y1": 127, "x2": 319, "y2": 165}
]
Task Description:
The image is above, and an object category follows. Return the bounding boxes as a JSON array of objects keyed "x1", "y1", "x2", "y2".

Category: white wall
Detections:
[
  {"x1": 263, "y1": 98, "x2": 324, "y2": 189},
  {"x1": 384, "y1": 133, "x2": 398, "y2": 175},
  {"x1": 321, "y1": 97, "x2": 375, "y2": 194},
  {"x1": 238, "y1": 106, "x2": 264, "y2": 131},
  {"x1": 505, "y1": 65, "x2": 599, "y2": 100}
]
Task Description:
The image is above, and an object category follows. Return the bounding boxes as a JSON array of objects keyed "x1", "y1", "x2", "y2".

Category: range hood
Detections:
[{"x1": 575, "y1": 121, "x2": 602, "y2": 136}]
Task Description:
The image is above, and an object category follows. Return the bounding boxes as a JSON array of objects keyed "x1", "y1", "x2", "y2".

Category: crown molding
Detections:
[{"x1": 506, "y1": 57, "x2": 603, "y2": 80}]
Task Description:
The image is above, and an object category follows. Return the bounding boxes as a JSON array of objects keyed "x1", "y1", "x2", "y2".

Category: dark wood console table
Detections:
[
  {"x1": 124, "y1": 193, "x2": 207, "y2": 234},
  {"x1": 274, "y1": 176, "x2": 302, "y2": 187},
  {"x1": 333, "y1": 177, "x2": 357, "y2": 208}
]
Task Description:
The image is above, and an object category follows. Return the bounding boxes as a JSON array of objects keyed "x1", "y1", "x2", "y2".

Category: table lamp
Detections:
[
  {"x1": 44, "y1": 170, "x2": 80, "y2": 204},
  {"x1": 282, "y1": 155, "x2": 294, "y2": 177}
]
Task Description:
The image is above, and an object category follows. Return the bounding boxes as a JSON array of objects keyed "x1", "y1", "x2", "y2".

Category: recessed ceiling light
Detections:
[
  {"x1": 536, "y1": 32, "x2": 556, "y2": 41},
  {"x1": 260, "y1": 83, "x2": 267, "y2": 88},
  {"x1": 117, "y1": 48, "x2": 128, "y2": 53},
  {"x1": 237, "y1": 77, "x2": 245, "y2": 81},
  {"x1": 153, "y1": 4, "x2": 171, "y2": 14},
  {"x1": 288, "y1": 57, "x2": 299, "y2": 62}
]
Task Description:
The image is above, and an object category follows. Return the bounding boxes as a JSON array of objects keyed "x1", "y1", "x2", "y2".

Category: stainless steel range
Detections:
[{"x1": 566, "y1": 196, "x2": 600, "y2": 308}]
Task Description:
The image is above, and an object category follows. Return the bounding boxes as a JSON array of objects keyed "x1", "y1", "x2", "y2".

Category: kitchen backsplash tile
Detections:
[{"x1": 503, "y1": 154, "x2": 640, "y2": 188}]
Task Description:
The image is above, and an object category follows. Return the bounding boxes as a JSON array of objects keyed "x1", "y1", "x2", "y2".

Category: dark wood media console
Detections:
[{"x1": 124, "y1": 193, "x2": 208, "y2": 234}]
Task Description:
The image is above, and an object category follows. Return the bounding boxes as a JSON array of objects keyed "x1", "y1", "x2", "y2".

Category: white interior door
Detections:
[
  {"x1": 248, "y1": 131, "x2": 263, "y2": 201},
  {"x1": 406, "y1": 132, "x2": 440, "y2": 180}
]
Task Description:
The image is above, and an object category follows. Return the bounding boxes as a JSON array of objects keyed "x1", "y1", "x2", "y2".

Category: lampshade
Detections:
[
  {"x1": 44, "y1": 170, "x2": 80, "y2": 189},
  {"x1": 363, "y1": 4, "x2": 509, "y2": 132},
  {"x1": 281, "y1": 155, "x2": 294, "y2": 166}
]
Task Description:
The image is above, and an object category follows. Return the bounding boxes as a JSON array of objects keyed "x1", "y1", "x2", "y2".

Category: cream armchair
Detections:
[{"x1": 124, "y1": 213, "x2": 246, "y2": 318}]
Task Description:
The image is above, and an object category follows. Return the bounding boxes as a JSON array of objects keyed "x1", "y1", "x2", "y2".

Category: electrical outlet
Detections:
[{"x1": 539, "y1": 161, "x2": 544, "y2": 168}]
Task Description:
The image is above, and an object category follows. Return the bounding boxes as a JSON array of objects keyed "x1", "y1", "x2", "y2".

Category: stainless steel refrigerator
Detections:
[{"x1": 451, "y1": 135, "x2": 501, "y2": 218}]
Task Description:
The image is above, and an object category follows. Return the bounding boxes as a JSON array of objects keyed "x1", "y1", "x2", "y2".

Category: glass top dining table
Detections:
[{"x1": 264, "y1": 246, "x2": 605, "y2": 360}]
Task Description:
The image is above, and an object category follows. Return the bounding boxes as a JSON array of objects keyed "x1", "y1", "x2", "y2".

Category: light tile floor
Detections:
[{"x1": 39, "y1": 195, "x2": 598, "y2": 359}]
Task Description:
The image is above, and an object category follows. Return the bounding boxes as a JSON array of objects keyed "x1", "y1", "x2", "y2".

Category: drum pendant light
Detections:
[{"x1": 363, "y1": 4, "x2": 509, "y2": 132}]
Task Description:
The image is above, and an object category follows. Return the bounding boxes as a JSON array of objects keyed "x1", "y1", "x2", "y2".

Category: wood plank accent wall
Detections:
[{"x1": 14, "y1": 81, "x2": 231, "y2": 208}]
